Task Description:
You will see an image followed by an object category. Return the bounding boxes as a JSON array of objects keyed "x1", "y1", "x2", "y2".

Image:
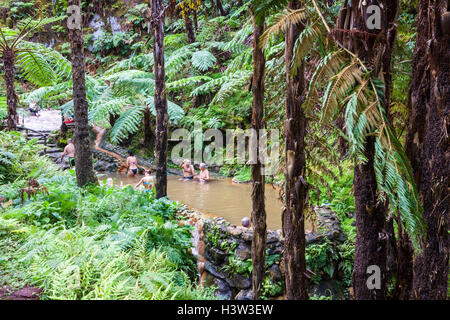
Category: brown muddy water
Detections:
[{"x1": 100, "y1": 173, "x2": 301, "y2": 231}]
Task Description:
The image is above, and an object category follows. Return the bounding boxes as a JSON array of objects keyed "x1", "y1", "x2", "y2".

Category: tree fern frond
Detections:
[
  {"x1": 290, "y1": 22, "x2": 324, "y2": 76},
  {"x1": 191, "y1": 50, "x2": 217, "y2": 72},
  {"x1": 260, "y1": 8, "x2": 306, "y2": 49},
  {"x1": 321, "y1": 60, "x2": 362, "y2": 122},
  {"x1": 16, "y1": 50, "x2": 56, "y2": 87},
  {"x1": 212, "y1": 70, "x2": 253, "y2": 104},
  {"x1": 304, "y1": 50, "x2": 345, "y2": 112},
  {"x1": 110, "y1": 106, "x2": 145, "y2": 143},
  {"x1": 144, "y1": 99, "x2": 184, "y2": 124},
  {"x1": 167, "y1": 76, "x2": 212, "y2": 90}
]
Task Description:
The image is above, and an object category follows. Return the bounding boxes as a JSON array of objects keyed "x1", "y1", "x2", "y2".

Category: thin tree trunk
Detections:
[
  {"x1": 250, "y1": 12, "x2": 266, "y2": 300},
  {"x1": 406, "y1": 0, "x2": 449, "y2": 300},
  {"x1": 151, "y1": 0, "x2": 168, "y2": 199},
  {"x1": 185, "y1": 14, "x2": 195, "y2": 44},
  {"x1": 3, "y1": 49, "x2": 18, "y2": 131},
  {"x1": 339, "y1": 0, "x2": 395, "y2": 300},
  {"x1": 353, "y1": 139, "x2": 387, "y2": 299},
  {"x1": 67, "y1": 0, "x2": 98, "y2": 187},
  {"x1": 283, "y1": 0, "x2": 309, "y2": 300}
]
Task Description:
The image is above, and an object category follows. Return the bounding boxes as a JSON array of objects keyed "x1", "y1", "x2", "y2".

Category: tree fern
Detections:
[
  {"x1": 109, "y1": 105, "x2": 146, "y2": 143},
  {"x1": 191, "y1": 50, "x2": 217, "y2": 72}
]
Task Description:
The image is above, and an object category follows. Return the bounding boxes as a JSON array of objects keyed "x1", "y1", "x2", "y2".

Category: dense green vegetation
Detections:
[
  {"x1": 0, "y1": 132, "x2": 213, "y2": 299},
  {"x1": 0, "y1": 0, "x2": 448, "y2": 301}
]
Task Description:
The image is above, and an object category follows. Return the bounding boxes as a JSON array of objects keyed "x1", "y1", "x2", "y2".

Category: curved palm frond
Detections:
[{"x1": 260, "y1": 8, "x2": 306, "y2": 49}]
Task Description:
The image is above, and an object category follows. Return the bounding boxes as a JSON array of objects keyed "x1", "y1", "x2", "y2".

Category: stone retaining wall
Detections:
[{"x1": 181, "y1": 206, "x2": 347, "y2": 300}]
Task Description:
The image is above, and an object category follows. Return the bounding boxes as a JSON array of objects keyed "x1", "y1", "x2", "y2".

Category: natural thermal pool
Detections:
[{"x1": 100, "y1": 173, "x2": 301, "y2": 231}]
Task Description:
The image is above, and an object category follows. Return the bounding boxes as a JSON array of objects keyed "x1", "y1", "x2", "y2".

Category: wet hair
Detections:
[
  {"x1": 127, "y1": 150, "x2": 134, "y2": 156},
  {"x1": 145, "y1": 169, "x2": 153, "y2": 175}
]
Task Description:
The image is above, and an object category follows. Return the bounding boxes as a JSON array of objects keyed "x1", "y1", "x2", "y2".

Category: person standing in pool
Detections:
[
  {"x1": 126, "y1": 150, "x2": 138, "y2": 177},
  {"x1": 135, "y1": 169, "x2": 154, "y2": 191},
  {"x1": 60, "y1": 138, "x2": 75, "y2": 168},
  {"x1": 180, "y1": 159, "x2": 195, "y2": 180},
  {"x1": 194, "y1": 163, "x2": 210, "y2": 182}
]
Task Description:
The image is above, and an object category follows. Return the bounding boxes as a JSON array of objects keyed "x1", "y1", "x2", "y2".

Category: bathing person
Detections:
[
  {"x1": 241, "y1": 217, "x2": 250, "y2": 228},
  {"x1": 60, "y1": 138, "x2": 75, "y2": 168},
  {"x1": 180, "y1": 159, "x2": 195, "y2": 180},
  {"x1": 126, "y1": 150, "x2": 138, "y2": 177},
  {"x1": 195, "y1": 163, "x2": 210, "y2": 182},
  {"x1": 135, "y1": 169, "x2": 154, "y2": 190}
]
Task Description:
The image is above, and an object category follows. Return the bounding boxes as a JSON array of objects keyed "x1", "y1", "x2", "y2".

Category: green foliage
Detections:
[
  {"x1": 0, "y1": 131, "x2": 65, "y2": 184},
  {"x1": 0, "y1": 132, "x2": 212, "y2": 300},
  {"x1": 306, "y1": 238, "x2": 353, "y2": 291},
  {"x1": 260, "y1": 277, "x2": 284, "y2": 300}
]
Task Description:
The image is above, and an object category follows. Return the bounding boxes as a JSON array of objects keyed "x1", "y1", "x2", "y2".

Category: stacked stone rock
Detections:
[{"x1": 185, "y1": 206, "x2": 346, "y2": 300}]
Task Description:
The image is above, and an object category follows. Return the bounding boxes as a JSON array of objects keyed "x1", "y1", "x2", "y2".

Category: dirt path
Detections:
[{"x1": 21, "y1": 109, "x2": 61, "y2": 132}]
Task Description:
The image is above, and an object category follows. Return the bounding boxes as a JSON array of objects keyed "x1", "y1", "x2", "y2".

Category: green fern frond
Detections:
[
  {"x1": 191, "y1": 50, "x2": 217, "y2": 72},
  {"x1": 110, "y1": 105, "x2": 146, "y2": 144},
  {"x1": 260, "y1": 8, "x2": 306, "y2": 49}
]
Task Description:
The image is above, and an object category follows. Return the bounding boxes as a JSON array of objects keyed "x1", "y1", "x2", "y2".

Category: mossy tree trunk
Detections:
[
  {"x1": 250, "y1": 12, "x2": 266, "y2": 300},
  {"x1": 67, "y1": 0, "x2": 98, "y2": 187},
  {"x1": 151, "y1": 0, "x2": 169, "y2": 199},
  {"x1": 283, "y1": 0, "x2": 309, "y2": 300},
  {"x1": 406, "y1": 0, "x2": 449, "y2": 300},
  {"x1": 335, "y1": 0, "x2": 399, "y2": 299},
  {"x1": 3, "y1": 48, "x2": 18, "y2": 131}
]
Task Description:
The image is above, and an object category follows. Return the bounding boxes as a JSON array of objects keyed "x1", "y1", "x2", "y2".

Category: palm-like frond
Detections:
[
  {"x1": 321, "y1": 59, "x2": 362, "y2": 122},
  {"x1": 310, "y1": 50, "x2": 426, "y2": 249},
  {"x1": 260, "y1": 8, "x2": 306, "y2": 49},
  {"x1": 16, "y1": 49, "x2": 56, "y2": 87},
  {"x1": 144, "y1": 98, "x2": 184, "y2": 125},
  {"x1": 110, "y1": 105, "x2": 146, "y2": 143},
  {"x1": 191, "y1": 50, "x2": 217, "y2": 72},
  {"x1": 167, "y1": 76, "x2": 212, "y2": 90},
  {"x1": 304, "y1": 50, "x2": 345, "y2": 112},
  {"x1": 290, "y1": 22, "x2": 324, "y2": 76},
  {"x1": 344, "y1": 92, "x2": 425, "y2": 249}
]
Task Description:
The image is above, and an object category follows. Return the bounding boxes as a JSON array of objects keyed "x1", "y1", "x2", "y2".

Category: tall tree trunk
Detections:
[
  {"x1": 393, "y1": 220, "x2": 414, "y2": 300},
  {"x1": 151, "y1": 0, "x2": 168, "y2": 199},
  {"x1": 406, "y1": 0, "x2": 449, "y2": 300},
  {"x1": 3, "y1": 49, "x2": 18, "y2": 131},
  {"x1": 250, "y1": 13, "x2": 266, "y2": 300},
  {"x1": 335, "y1": 0, "x2": 397, "y2": 299},
  {"x1": 67, "y1": 0, "x2": 98, "y2": 187},
  {"x1": 283, "y1": 0, "x2": 309, "y2": 300},
  {"x1": 185, "y1": 14, "x2": 195, "y2": 44}
]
